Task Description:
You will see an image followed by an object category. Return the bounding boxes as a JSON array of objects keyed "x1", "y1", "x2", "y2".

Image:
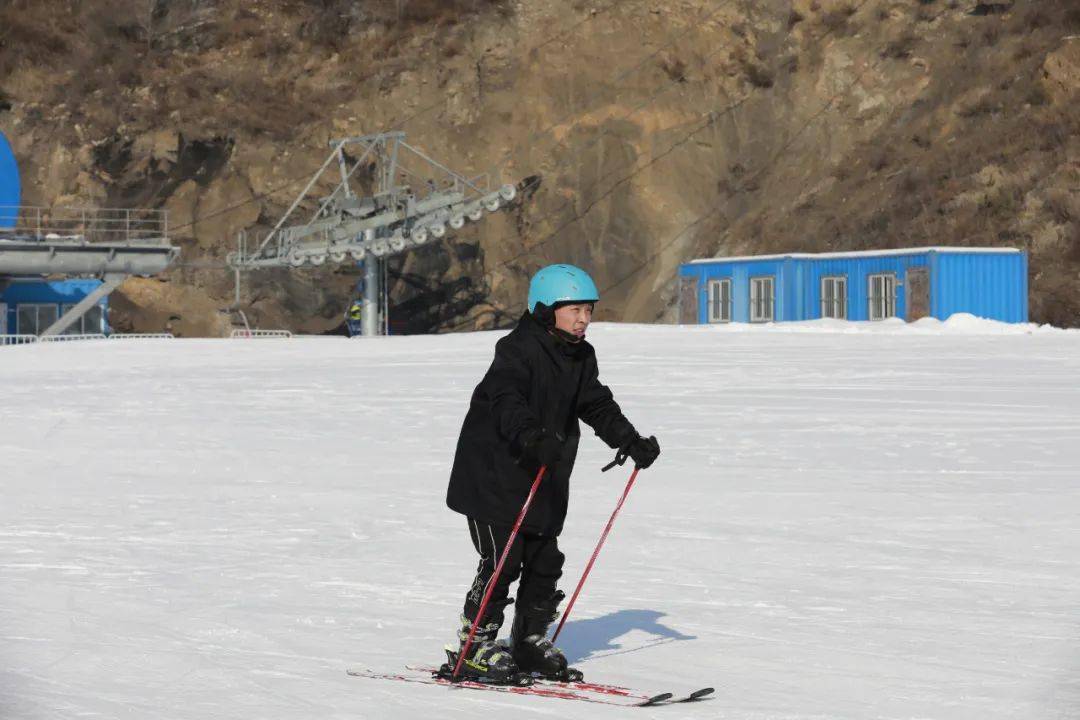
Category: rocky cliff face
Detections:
[{"x1": 1, "y1": 0, "x2": 1078, "y2": 334}]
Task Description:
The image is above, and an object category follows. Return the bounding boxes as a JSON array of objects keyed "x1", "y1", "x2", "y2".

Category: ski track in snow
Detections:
[{"x1": 2, "y1": 322, "x2": 1080, "y2": 719}]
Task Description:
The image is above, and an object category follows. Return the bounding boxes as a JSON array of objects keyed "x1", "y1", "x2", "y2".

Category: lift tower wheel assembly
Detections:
[{"x1": 228, "y1": 132, "x2": 517, "y2": 337}]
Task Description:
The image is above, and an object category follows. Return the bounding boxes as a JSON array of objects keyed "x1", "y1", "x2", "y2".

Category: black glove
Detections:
[
  {"x1": 520, "y1": 427, "x2": 565, "y2": 469},
  {"x1": 626, "y1": 434, "x2": 660, "y2": 469}
]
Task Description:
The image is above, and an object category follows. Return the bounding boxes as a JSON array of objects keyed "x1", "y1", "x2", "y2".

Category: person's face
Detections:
[{"x1": 553, "y1": 303, "x2": 593, "y2": 339}]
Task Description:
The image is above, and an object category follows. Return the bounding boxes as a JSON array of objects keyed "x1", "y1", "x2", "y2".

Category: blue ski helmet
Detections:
[{"x1": 527, "y1": 264, "x2": 600, "y2": 313}]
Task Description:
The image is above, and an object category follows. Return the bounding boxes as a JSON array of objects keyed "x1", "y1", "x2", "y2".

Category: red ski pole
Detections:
[
  {"x1": 552, "y1": 466, "x2": 640, "y2": 643},
  {"x1": 451, "y1": 464, "x2": 547, "y2": 681}
]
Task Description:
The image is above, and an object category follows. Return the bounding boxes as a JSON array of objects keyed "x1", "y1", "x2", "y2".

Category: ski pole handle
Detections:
[
  {"x1": 451, "y1": 464, "x2": 547, "y2": 681},
  {"x1": 552, "y1": 466, "x2": 640, "y2": 644}
]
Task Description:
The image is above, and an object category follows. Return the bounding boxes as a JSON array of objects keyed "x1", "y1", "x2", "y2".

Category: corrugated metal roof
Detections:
[{"x1": 686, "y1": 246, "x2": 1022, "y2": 265}]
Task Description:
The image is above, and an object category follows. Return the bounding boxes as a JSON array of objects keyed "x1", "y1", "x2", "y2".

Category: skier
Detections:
[
  {"x1": 443, "y1": 264, "x2": 661, "y2": 682},
  {"x1": 345, "y1": 299, "x2": 363, "y2": 337}
]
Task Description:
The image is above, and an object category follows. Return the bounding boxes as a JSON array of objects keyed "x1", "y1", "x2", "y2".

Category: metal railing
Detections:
[
  {"x1": 229, "y1": 329, "x2": 293, "y2": 339},
  {"x1": 39, "y1": 333, "x2": 107, "y2": 343},
  {"x1": 0, "y1": 206, "x2": 168, "y2": 245},
  {"x1": 108, "y1": 333, "x2": 176, "y2": 340},
  {"x1": 0, "y1": 334, "x2": 39, "y2": 346},
  {"x1": 2, "y1": 333, "x2": 137, "y2": 346}
]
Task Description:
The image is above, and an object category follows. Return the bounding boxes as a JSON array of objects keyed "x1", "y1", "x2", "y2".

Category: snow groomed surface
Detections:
[{"x1": 2, "y1": 318, "x2": 1079, "y2": 719}]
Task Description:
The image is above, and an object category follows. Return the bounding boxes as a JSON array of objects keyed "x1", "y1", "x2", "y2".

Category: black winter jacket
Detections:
[{"x1": 446, "y1": 313, "x2": 638, "y2": 536}]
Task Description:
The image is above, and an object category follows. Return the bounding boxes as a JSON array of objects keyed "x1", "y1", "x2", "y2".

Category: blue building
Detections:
[
  {"x1": 677, "y1": 247, "x2": 1027, "y2": 324},
  {"x1": 1, "y1": 131, "x2": 152, "y2": 339},
  {"x1": 1, "y1": 135, "x2": 108, "y2": 337},
  {"x1": 0, "y1": 130, "x2": 19, "y2": 229},
  {"x1": 1, "y1": 279, "x2": 109, "y2": 336}
]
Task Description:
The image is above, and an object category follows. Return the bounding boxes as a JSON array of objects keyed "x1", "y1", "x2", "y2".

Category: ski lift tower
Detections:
[{"x1": 228, "y1": 132, "x2": 516, "y2": 336}]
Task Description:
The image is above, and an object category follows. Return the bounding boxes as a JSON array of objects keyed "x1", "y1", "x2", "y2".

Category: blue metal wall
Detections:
[
  {"x1": 1, "y1": 279, "x2": 109, "y2": 334},
  {"x1": 679, "y1": 249, "x2": 1027, "y2": 324},
  {"x1": 803, "y1": 251, "x2": 931, "y2": 321},
  {"x1": 680, "y1": 257, "x2": 798, "y2": 322},
  {"x1": 933, "y1": 251, "x2": 1028, "y2": 323},
  {"x1": 0, "y1": 130, "x2": 20, "y2": 229}
]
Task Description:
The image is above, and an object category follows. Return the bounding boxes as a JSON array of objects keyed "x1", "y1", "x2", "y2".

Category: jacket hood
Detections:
[{"x1": 520, "y1": 311, "x2": 591, "y2": 362}]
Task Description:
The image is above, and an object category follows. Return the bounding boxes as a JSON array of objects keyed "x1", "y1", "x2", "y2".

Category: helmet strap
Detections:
[{"x1": 530, "y1": 301, "x2": 556, "y2": 328}]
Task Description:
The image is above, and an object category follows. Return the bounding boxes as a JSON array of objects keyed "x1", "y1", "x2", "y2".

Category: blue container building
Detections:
[
  {"x1": 0, "y1": 130, "x2": 19, "y2": 229},
  {"x1": 677, "y1": 247, "x2": 1027, "y2": 325},
  {"x1": 1, "y1": 279, "x2": 110, "y2": 336},
  {"x1": 1, "y1": 132, "x2": 114, "y2": 338}
]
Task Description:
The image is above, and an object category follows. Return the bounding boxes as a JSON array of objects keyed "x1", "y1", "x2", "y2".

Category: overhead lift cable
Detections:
[
  {"x1": 168, "y1": 0, "x2": 628, "y2": 237},
  {"x1": 441, "y1": 0, "x2": 889, "y2": 329},
  {"x1": 593, "y1": 0, "x2": 956, "y2": 307}
]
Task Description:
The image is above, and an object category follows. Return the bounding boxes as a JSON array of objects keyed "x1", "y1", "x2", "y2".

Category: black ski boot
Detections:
[
  {"x1": 439, "y1": 612, "x2": 527, "y2": 685},
  {"x1": 510, "y1": 591, "x2": 583, "y2": 682}
]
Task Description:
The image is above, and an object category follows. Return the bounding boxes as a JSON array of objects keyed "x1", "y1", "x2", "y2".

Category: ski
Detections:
[
  {"x1": 406, "y1": 663, "x2": 659, "y2": 702},
  {"x1": 405, "y1": 663, "x2": 715, "y2": 705},
  {"x1": 672, "y1": 687, "x2": 715, "y2": 703},
  {"x1": 347, "y1": 667, "x2": 671, "y2": 707}
]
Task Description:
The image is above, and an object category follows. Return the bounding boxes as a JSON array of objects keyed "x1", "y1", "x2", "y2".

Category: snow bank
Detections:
[{"x1": 660, "y1": 312, "x2": 1071, "y2": 336}]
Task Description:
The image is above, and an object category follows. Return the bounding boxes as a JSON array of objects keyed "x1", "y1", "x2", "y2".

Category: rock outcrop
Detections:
[{"x1": 1, "y1": 0, "x2": 1078, "y2": 333}]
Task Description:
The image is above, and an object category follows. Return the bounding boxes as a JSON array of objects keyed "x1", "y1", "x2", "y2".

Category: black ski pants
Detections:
[{"x1": 463, "y1": 517, "x2": 564, "y2": 629}]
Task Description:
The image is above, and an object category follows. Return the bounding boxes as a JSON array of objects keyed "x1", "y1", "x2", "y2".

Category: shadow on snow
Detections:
[{"x1": 554, "y1": 609, "x2": 695, "y2": 664}]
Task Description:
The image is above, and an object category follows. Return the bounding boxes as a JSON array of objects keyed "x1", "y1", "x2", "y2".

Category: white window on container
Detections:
[
  {"x1": 750, "y1": 276, "x2": 775, "y2": 323},
  {"x1": 16, "y1": 303, "x2": 59, "y2": 335},
  {"x1": 706, "y1": 279, "x2": 732, "y2": 323},
  {"x1": 85, "y1": 305, "x2": 104, "y2": 334},
  {"x1": 60, "y1": 303, "x2": 105, "y2": 335},
  {"x1": 61, "y1": 304, "x2": 80, "y2": 335},
  {"x1": 868, "y1": 273, "x2": 897, "y2": 321},
  {"x1": 821, "y1": 276, "x2": 847, "y2": 319}
]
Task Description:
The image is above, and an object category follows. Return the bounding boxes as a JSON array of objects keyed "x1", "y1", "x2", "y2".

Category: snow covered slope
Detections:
[{"x1": 2, "y1": 322, "x2": 1079, "y2": 719}]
